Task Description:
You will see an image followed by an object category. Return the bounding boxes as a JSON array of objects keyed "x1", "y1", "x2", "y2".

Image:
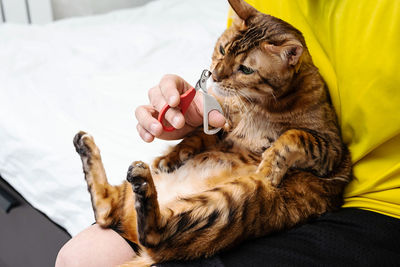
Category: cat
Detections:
[{"x1": 73, "y1": 0, "x2": 352, "y2": 266}]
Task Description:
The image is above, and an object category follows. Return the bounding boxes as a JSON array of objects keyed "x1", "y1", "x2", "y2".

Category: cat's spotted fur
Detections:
[{"x1": 73, "y1": 0, "x2": 352, "y2": 266}]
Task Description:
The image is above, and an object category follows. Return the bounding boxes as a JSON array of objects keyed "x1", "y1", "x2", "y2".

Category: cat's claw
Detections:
[{"x1": 127, "y1": 161, "x2": 153, "y2": 196}]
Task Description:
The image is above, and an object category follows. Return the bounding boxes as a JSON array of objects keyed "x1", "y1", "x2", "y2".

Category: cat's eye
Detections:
[
  {"x1": 239, "y1": 65, "x2": 254, "y2": 75},
  {"x1": 219, "y1": 45, "x2": 225, "y2": 56}
]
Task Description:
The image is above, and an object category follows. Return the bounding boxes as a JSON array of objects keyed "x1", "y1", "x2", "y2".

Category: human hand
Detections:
[{"x1": 135, "y1": 74, "x2": 226, "y2": 142}]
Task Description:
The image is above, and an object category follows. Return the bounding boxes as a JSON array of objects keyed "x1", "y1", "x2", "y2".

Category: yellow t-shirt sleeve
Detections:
[{"x1": 230, "y1": 0, "x2": 400, "y2": 218}]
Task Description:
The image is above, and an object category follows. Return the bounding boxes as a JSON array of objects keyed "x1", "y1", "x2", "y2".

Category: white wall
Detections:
[{"x1": 51, "y1": 0, "x2": 154, "y2": 20}]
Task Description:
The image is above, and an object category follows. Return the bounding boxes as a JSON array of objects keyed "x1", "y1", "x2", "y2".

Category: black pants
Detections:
[{"x1": 156, "y1": 208, "x2": 400, "y2": 267}]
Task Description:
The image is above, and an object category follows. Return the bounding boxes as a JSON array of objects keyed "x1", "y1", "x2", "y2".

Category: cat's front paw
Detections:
[
  {"x1": 256, "y1": 163, "x2": 284, "y2": 186},
  {"x1": 127, "y1": 161, "x2": 154, "y2": 197},
  {"x1": 153, "y1": 154, "x2": 180, "y2": 173},
  {"x1": 152, "y1": 148, "x2": 193, "y2": 173},
  {"x1": 73, "y1": 131, "x2": 99, "y2": 158}
]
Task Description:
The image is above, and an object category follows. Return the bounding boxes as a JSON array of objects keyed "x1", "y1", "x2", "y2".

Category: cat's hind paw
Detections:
[
  {"x1": 127, "y1": 161, "x2": 155, "y2": 197},
  {"x1": 73, "y1": 131, "x2": 99, "y2": 158}
]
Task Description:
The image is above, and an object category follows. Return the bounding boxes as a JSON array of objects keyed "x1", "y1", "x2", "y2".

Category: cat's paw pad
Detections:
[
  {"x1": 73, "y1": 131, "x2": 98, "y2": 157},
  {"x1": 127, "y1": 161, "x2": 152, "y2": 195}
]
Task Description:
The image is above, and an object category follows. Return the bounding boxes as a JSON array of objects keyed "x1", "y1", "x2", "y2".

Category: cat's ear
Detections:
[
  {"x1": 263, "y1": 40, "x2": 303, "y2": 68},
  {"x1": 228, "y1": 0, "x2": 258, "y2": 30}
]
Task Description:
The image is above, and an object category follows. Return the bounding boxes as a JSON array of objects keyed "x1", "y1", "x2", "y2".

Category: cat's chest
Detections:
[
  {"x1": 226, "y1": 109, "x2": 290, "y2": 151},
  {"x1": 226, "y1": 122, "x2": 279, "y2": 154}
]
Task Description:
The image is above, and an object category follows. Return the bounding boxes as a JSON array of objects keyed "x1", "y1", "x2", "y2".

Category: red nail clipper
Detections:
[{"x1": 157, "y1": 70, "x2": 223, "y2": 135}]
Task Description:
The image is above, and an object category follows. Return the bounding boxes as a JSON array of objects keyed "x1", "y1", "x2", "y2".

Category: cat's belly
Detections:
[{"x1": 152, "y1": 158, "x2": 257, "y2": 207}]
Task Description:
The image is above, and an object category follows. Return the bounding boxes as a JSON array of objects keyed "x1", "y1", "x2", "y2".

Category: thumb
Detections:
[
  {"x1": 193, "y1": 92, "x2": 226, "y2": 128},
  {"x1": 208, "y1": 110, "x2": 226, "y2": 128}
]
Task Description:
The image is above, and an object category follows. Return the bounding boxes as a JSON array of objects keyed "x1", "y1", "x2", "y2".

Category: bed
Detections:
[{"x1": 0, "y1": 0, "x2": 228, "y2": 236}]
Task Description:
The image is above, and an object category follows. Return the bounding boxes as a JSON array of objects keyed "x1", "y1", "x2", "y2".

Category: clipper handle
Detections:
[
  {"x1": 202, "y1": 92, "x2": 223, "y2": 135},
  {"x1": 158, "y1": 87, "x2": 196, "y2": 132}
]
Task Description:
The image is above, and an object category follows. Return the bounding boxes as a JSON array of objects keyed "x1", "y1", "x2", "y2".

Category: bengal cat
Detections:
[{"x1": 73, "y1": 0, "x2": 352, "y2": 266}]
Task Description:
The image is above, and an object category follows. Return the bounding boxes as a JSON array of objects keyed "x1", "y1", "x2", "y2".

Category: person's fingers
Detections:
[
  {"x1": 208, "y1": 110, "x2": 226, "y2": 128},
  {"x1": 136, "y1": 74, "x2": 225, "y2": 141},
  {"x1": 134, "y1": 105, "x2": 163, "y2": 137},
  {"x1": 158, "y1": 124, "x2": 197, "y2": 141},
  {"x1": 136, "y1": 123, "x2": 154, "y2": 143},
  {"x1": 159, "y1": 74, "x2": 190, "y2": 107},
  {"x1": 148, "y1": 86, "x2": 185, "y2": 129},
  {"x1": 135, "y1": 106, "x2": 192, "y2": 141}
]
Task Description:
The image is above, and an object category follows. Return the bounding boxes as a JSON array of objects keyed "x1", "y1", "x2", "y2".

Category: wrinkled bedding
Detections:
[{"x1": 0, "y1": 0, "x2": 228, "y2": 235}]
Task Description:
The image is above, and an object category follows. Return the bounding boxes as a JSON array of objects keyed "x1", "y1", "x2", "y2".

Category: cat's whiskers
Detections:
[
  {"x1": 270, "y1": 91, "x2": 278, "y2": 104},
  {"x1": 234, "y1": 91, "x2": 259, "y2": 127},
  {"x1": 218, "y1": 85, "x2": 239, "y2": 120},
  {"x1": 218, "y1": 86, "x2": 259, "y2": 132},
  {"x1": 237, "y1": 90, "x2": 256, "y2": 110},
  {"x1": 235, "y1": 95, "x2": 248, "y2": 114},
  {"x1": 223, "y1": 96, "x2": 231, "y2": 122},
  {"x1": 239, "y1": 92, "x2": 252, "y2": 104},
  {"x1": 222, "y1": 88, "x2": 231, "y2": 113}
]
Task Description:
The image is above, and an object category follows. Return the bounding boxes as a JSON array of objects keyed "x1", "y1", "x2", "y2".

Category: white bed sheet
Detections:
[{"x1": 0, "y1": 0, "x2": 228, "y2": 235}]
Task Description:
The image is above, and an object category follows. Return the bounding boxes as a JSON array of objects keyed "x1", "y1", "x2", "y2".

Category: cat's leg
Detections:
[
  {"x1": 127, "y1": 161, "x2": 272, "y2": 262},
  {"x1": 257, "y1": 129, "x2": 345, "y2": 186},
  {"x1": 126, "y1": 161, "x2": 163, "y2": 247},
  {"x1": 153, "y1": 130, "x2": 219, "y2": 172},
  {"x1": 73, "y1": 131, "x2": 125, "y2": 227}
]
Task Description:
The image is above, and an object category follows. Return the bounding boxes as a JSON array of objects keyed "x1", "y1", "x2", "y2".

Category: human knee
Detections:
[
  {"x1": 55, "y1": 241, "x2": 78, "y2": 267},
  {"x1": 55, "y1": 224, "x2": 136, "y2": 267}
]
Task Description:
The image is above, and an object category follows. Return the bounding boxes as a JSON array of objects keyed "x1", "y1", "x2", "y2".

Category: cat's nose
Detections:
[
  {"x1": 212, "y1": 65, "x2": 229, "y2": 82},
  {"x1": 212, "y1": 70, "x2": 222, "y2": 82}
]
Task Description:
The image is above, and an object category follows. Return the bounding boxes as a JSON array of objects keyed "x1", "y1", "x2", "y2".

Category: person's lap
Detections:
[
  {"x1": 57, "y1": 208, "x2": 400, "y2": 267},
  {"x1": 159, "y1": 208, "x2": 400, "y2": 267},
  {"x1": 55, "y1": 224, "x2": 136, "y2": 267}
]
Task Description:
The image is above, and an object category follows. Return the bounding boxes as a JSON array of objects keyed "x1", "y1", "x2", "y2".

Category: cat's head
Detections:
[{"x1": 210, "y1": 0, "x2": 310, "y2": 108}]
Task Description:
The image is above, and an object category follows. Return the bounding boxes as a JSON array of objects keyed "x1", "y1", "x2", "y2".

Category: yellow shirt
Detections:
[{"x1": 228, "y1": 1, "x2": 400, "y2": 218}]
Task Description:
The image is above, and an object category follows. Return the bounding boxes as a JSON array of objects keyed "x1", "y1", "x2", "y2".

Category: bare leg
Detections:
[{"x1": 55, "y1": 224, "x2": 135, "y2": 267}]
